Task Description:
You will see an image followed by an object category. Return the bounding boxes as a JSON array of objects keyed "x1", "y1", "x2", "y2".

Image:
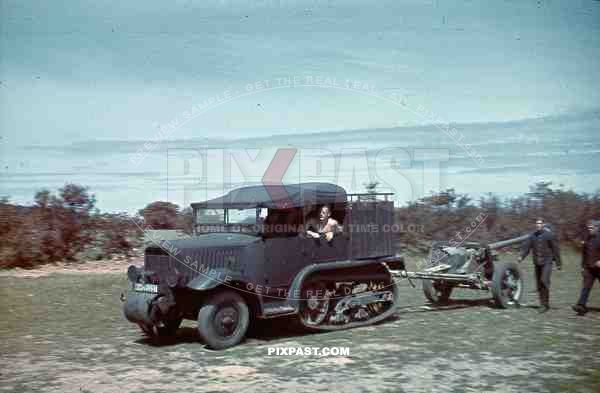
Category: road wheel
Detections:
[
  {"x1": 197, "y1": 290, "x2": 249, "y2": 350},
  {"x1": 299, "y1": 282, "x2": 330, "y2": 327},
  {"x1": 422, "y1": 280, "x2": 453, "y2": 304},
  {"x1": 491, "y1": 262, "x2": 524, "y2": 308}
]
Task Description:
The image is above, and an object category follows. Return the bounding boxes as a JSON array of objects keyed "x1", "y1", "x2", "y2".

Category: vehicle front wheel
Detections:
[{"x1": 197, "y1": 290, "x2": 249, "y2": 350}]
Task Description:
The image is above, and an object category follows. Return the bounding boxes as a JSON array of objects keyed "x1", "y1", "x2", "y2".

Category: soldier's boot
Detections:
[
  {"x1": 538, "y1": 288, "x2": 550, "y2": 313},
  {"x1": 572, "y1": 304, "x2": 588, "y2": 315},
  {"x1": 573, "y1": 288, "x2": 591, "y2": 315}
]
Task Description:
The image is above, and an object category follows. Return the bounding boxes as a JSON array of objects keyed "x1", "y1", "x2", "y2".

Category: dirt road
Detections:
[{"x1": 1, "y1": 253, "x2": 599, "y2": 393}]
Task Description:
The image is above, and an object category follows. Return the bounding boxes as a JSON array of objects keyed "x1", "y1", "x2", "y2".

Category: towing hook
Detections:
[{"x1": 120, "y1": 292, "x2": 126, "y2": 302}]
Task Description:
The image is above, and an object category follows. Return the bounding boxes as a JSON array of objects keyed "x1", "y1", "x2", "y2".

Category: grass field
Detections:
[{"x1": 1, "y1": 249, "x2": 599, "y2": 393}]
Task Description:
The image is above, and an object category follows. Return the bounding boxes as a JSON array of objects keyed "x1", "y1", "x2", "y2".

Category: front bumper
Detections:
[
  {"x1": 122, "y1": 265, "x2": 172, "y2": 328},
  {"x1": 123, "y1": 288, "x2": 156, "y2": 326}
]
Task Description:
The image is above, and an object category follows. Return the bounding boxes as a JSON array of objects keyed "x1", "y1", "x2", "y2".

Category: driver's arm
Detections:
[{"x1": 306, "y1": 229, "x2": 320, "y2": 238}]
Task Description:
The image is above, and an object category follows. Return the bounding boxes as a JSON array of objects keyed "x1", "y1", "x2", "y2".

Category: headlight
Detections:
[{"x1": 127, "y1": 265, "x2": 140, "y2": 282}]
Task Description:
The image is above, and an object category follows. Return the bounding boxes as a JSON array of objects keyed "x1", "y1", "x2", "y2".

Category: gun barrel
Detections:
[{"x1": 488, "y1": 234, "x2": 530, "y2": 250}]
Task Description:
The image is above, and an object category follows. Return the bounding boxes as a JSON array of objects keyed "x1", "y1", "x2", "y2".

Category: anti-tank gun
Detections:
[{"x1": 389, "y1": 234, "x2": 529, "y2": 308}]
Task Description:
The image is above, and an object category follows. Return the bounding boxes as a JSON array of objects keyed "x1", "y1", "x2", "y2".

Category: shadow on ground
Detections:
[{"x1": 137, "y1": 297, "x2": 498, "y2": 349}]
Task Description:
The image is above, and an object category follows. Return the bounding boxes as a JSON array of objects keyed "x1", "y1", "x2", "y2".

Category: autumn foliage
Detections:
[
  {"x1": 0, "y1": 182, "x2": 598, "y2": 269},
  {"x1": 395, "y1": 182, "x2": 600, "y2": 255}
]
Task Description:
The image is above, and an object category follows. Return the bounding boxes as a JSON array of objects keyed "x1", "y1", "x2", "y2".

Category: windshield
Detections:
[
  {"x1": 228, "y1": 209, "x2": 259, "y2": 224},
  {"x1": 195, "y1": 208, "x2": 267, "y2": 234},
  {"x1": 196, "y1": 208, "x2": 227, "y2": 224},
  {"x1": 196, "y1": 208, "x2": 263, "y2": 224}
]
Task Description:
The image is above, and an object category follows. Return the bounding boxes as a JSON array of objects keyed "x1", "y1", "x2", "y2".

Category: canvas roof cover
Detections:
[{"x1": 191, "y1": 182, "x2": 347, "y2": 209}]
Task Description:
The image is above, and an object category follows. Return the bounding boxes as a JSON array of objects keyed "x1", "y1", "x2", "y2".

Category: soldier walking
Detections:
[
  {"x1": 518, "y1": 218, "x2": 562, "y2": 313},
  {"x1": 572, "y1": 220, "x2": 600, "y2": 315}
]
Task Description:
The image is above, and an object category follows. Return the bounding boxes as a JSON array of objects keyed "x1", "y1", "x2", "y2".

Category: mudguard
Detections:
[{"x1": 186, "y1": 269, "x2": 246, "y2": 291}]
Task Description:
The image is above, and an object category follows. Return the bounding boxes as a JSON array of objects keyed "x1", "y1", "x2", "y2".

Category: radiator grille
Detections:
[{"x1": 144, "y1": 247, "x2": 242, "y2": 283}]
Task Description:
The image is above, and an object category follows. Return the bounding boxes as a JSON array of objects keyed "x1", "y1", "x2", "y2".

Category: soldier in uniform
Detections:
[
  {"x1": 572, "y1": 220, "x2": 600, "y2": 315},
  {"x1": 306, "y1": 205, "x2": 342, "y2": 242},
  {"x1": 518, "y1": 218, "x2": 562, "y2": 312}
]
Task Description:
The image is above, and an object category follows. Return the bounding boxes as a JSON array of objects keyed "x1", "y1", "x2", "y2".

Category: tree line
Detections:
[
  {"x1": 1, "y1": 182, "x2": 598, "y2": 268},
  {"x1": 0, "y1": 184, "x2": 193, "y2": 268},
  {"x1": 395, "y1": 182, "x2": 600, "y2": 255}
]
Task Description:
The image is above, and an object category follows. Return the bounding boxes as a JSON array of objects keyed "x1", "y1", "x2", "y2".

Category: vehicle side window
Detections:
[
  {"x1": 304, "y1": 204, "x2": 345, "y2": 241},
  {"x1": 304, "y1": 209, "x2": 319, "y2": 232},
  {"x1": 263, "y1": 208, "x2": 303, "y2": 238}
]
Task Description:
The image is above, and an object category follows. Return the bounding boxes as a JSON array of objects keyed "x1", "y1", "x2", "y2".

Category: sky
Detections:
[{"x1": 1, "y1": 0, "x2": 599, "y2": 211}]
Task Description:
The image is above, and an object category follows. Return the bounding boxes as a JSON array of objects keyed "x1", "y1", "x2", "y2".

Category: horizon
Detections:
[
  {"x1": 2, "y1": 106, "x2": 600, "y2": 213},
  {"x1": 2, "y1": 175, "x2": 598, "y2": 216}
]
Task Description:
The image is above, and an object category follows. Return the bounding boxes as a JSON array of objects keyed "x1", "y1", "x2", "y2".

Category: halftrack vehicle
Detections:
[
  {"x1": 123, "y1": 182, "x2": 526, "y2": 349},
  {"x1": 123, "y1": 183, "x2": 405, "y2": 349}
]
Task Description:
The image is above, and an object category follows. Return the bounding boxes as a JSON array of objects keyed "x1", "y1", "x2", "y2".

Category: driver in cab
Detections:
[{"x1": 306, "y1": 205, "x2": 342, "y2": 242}]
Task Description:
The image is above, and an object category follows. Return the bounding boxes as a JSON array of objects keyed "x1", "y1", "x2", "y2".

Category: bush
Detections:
[
  {"x1": 0, "y1": 185, "x2": 195, "y2": 268},
  {"x1": 394, "y1": 182, "x2": 600, "y2": 253},
  {"x1": 1, "y1": 181, "x2": 598, "y2": 269},
  {"x1": 138, "y1": 201, "x2": 179, "y2": 229}
]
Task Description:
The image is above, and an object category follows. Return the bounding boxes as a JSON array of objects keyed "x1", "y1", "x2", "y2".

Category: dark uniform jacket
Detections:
[
  {"x1": 582, "y1": 233, "x2": 600, "y2": 269},
  {"x1": 520, "y1": 229, "x2": 562, "y2": 267}
]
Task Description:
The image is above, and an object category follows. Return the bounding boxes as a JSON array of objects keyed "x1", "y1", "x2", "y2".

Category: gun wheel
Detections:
[
  {"x1": 422, "y1": 280, "x2": 453, "y2": 304},
  {"x1": 491, "y1": 262, "x2": 524, "y2": 308}
]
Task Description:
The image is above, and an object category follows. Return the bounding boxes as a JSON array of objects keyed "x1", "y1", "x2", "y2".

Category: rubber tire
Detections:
[
  {"x1": 422, "y1": 280, "x2": 453, "y2": 304},
  {"x1": 491, "y1": 261, "x2": 524, "y2": 308},
  {"x1": 197, "y1": 290, "x2": 249, "y2": 350}
]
